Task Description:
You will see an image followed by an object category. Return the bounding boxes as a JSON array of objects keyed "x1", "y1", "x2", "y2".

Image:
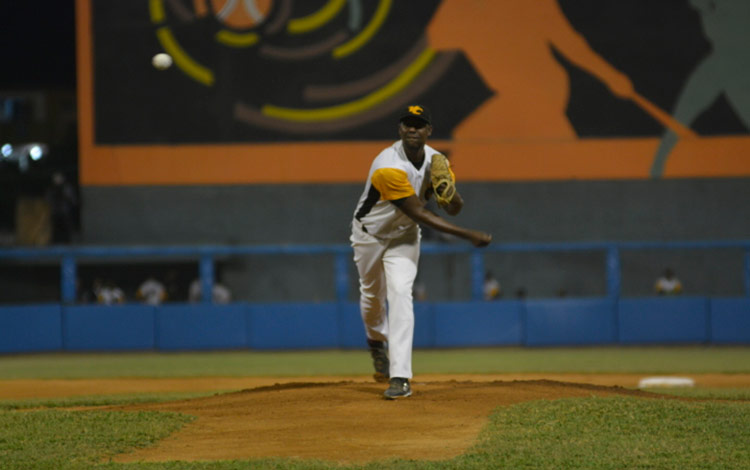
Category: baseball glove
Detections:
[{"x1": 430, "y1": 153, "x2": 456, "y2": 207}]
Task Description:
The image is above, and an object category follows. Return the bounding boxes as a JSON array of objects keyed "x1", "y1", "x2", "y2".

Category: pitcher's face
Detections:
[{"x1": 399, "y1": 118, "x2": 432, "y2": 150}]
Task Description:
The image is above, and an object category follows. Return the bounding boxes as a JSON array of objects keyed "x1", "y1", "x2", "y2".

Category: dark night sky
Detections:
[{"x1": 0, "y1": 1, "x2": 77, "y2": 89}]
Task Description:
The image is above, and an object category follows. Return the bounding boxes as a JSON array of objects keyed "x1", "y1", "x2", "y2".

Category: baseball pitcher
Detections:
[{"x1": 350, "y1": 105, "x2": 492, "y2": 399}]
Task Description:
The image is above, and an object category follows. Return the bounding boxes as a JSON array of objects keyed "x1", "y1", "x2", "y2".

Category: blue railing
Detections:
[{"x1": 1, "y1": 241, "x2": 750, "y2": 303}]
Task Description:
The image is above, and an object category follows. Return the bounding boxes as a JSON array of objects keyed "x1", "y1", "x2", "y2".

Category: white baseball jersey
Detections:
[
  {"x1": 136, "y1": 278, "x2": 166, "y2": 305},
  {"x1": 352, "y1": 140, "x2": 443, "y2": 238},
  {"x1": 655, "y1": 276, "x2": 683, "y2": 295}
]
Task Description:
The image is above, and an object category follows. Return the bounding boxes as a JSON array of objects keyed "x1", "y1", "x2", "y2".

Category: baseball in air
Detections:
[{"x1": 152, "y1": 53, "x2": 173, "y2": 70}]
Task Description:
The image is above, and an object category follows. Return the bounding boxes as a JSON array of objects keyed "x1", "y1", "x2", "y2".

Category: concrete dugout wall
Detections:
[{"x1": 78, "y1": 179, "x2": 750, "y2": 302}]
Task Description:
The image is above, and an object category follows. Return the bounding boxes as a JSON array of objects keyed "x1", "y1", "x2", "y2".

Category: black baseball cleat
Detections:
[
  {"x1": 368, "y1": 339, "x2": 390, "y2": 383},
  {"x1": 383, "y1": 377, "x2": 411, "y2": 399}
]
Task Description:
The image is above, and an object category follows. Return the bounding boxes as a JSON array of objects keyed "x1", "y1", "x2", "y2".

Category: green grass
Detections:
[
  {"x1": 460, "y1": 396, "x2": 750, "y2": 470},
  {"x1": 1, "y1": 346, "x2": 748, "y2": 379},
  {"x1": 0, "y1": 409, "x2": 193, "y2": 470},
  {"x1": 0, "y1": 391, "x2": 224, "y2": 411},
  {"x1": 413, "y1": 346, "x2": 750, "y2": 374},
  {"x1": 0, "y1": 347, "x2": 748, "y2": 470},
  {"x1": 1, "y1": 397, "x2": 747, "y2": 470},
  {"x1": 647, "y1": 387, "x2": 750, "y2": 400}
]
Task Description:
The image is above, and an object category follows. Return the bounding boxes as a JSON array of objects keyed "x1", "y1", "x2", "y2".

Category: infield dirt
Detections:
[{"x1": 3, "y1": 374, "x2": 748, "y2": 464}]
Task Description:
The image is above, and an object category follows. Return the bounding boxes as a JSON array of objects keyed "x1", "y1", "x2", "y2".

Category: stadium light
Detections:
[
  {"x1": 0, "y1": 142, "x2": 48, "y2": 171},
  {"x1": 29, "y1": 144, "x2": 43, "y2": 161}
]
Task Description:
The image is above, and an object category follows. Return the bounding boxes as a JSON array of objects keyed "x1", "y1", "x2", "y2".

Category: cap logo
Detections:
[{"x1": 408, "y1": 105, "x2": 424, "y2": 116}]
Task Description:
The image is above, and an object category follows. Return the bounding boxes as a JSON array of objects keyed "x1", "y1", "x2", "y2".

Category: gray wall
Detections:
[
  {"x1": 82, "y1": 178, "x2": 750, "y2": 244},
  {"x1": 79, "y1": 178, "x2": 750, "y2": 301}
]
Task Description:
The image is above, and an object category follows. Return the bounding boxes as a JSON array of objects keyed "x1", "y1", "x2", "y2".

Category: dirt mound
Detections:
[{"x1": 112, "y1": 379, "x2": 662, "y2": 464}]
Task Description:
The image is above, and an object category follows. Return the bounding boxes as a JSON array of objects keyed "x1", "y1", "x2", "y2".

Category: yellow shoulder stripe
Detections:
[{"x1": 371, "y1": 168, "x2": 414, "y2": 200}]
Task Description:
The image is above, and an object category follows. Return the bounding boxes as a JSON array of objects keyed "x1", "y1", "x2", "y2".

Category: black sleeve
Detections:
[{"x1": 390, "y1": 197, "x2": 408, "y2": 207}]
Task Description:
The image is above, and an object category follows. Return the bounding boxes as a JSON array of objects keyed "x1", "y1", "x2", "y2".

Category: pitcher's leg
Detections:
[
  {"x1": 352, "y1": 227, "x2": 388, "y2": 342},
  {"x1": 359, "y1": 269, "x2": 388, "y2": 341},
  {"x1": 382, "y1": 239, "x2": 419, "y2": 379}
]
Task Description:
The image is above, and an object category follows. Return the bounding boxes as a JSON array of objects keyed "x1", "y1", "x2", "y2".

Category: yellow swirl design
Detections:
[
  {"x1": 333, "y1": 0, "x2": 391, "y2": 59},
  {"x1": 262, "y1": 47, "x2": 435, "y2": 121},
  {"x1": 287, "y1": 0, "x2": 347, "y2": 34}
]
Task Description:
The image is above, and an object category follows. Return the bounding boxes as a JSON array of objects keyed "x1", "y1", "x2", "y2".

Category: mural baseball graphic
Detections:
[{"x1": 77, "y1": 0, "x2": 750, "y2": 184}]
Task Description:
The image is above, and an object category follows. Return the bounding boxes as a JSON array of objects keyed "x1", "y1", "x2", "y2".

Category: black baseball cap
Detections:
[{"x1": 399, "y1": 104, "x2": 431, "y2": 125}]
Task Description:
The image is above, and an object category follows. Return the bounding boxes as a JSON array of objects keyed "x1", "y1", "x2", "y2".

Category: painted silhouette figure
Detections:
[
  {"x1": 428, "y1": 0, "x2": 635, "y2": 140},
  {"x1": 651, "y1": 0, "x2": 750, "y2": 177}
]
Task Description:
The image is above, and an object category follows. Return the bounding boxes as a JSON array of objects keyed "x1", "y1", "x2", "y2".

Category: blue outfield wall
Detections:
[
  {"x1": 710, "y1": 298, "x2": 750, "y2": 344},
  {"x1": 434, "y1": 301, "x2": 524, "y2": 347},
  {"x1": 0, "y1": 298, "x2": 748, "y2": 353},
  {"x1": 525, "y1": 298, "x2": 617, "y2": 346},
  {"x1": 618, "y1": 297, "x2": 710, "y2": 344},
  {"x1": 0, "y1": 305, "x2": 63, "y2": 353},
  {"x1": 65, "y1": 305, "x2": 156, "y2": 351},
  {"x1": 247, "y1": 303, "x2": 340, "y2": 350},
  {"x1": 157, "y1": 304, "x2": 248, "y2": 351}
]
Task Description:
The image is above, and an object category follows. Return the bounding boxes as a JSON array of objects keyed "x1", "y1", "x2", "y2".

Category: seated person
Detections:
[{"x1": 654, "y1": 268, "x2": 683, "y2": 295}]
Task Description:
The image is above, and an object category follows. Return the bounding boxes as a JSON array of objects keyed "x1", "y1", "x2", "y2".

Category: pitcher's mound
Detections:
[{"x1": 113, "y1": 379, "x2": 659, "y2": 464}]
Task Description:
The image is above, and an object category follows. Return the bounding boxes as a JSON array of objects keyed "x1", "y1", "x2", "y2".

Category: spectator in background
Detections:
[
  {"x1": 45, "y1": 171, "x2": 78, "y2": 244},
  {"x1": 514, "y1": 287, "x2": 527, "y2": 299},
  {"x1": 189, "y1": 278, "x2": 232, "y2": 304},
  {"x1": 136, "y1": 275, "x2": 167, "y2": 305},
  {"x1": 655, "y1": 268, "x2": 683, "y2": 295},
  {"x1": 483, "y1": 271, "x2": 502, "y2": 300},
  {"x1": 79, "y1": 277, "x2": 100, "y2": 304},
  {"x1": 96, "y1": 279, "x2": 125, "y2": 305},
  {"x1": 413, "y1": 278, "x2": 427, "y2": 301}
]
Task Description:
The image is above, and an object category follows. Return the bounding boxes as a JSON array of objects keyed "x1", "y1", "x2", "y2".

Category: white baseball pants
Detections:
[{"x1": 350, "y1": 221, "x2": 420, "y2": 379}]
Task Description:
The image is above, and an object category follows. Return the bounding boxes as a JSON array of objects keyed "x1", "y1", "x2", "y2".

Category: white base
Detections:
[{"x1": 638, "y1": 376, "x2": 695, "y2": 388}]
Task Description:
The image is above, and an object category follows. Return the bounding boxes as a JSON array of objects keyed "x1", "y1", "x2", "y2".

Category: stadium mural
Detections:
[{"x1": 77, "y1": 0, "x2": 750, "y2": 184}]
